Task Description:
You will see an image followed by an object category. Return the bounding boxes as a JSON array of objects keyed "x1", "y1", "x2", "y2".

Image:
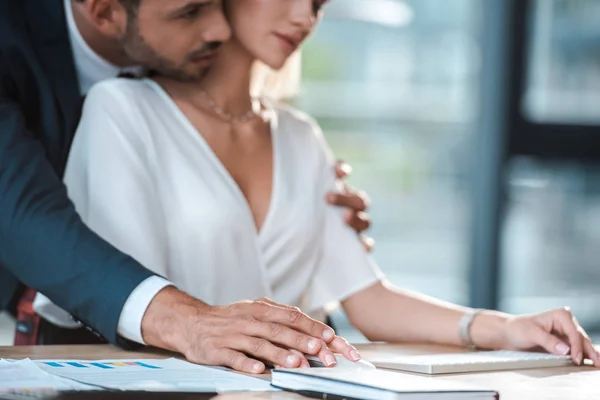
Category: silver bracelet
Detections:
[{"x1": 459, "y1": 308, "x2": 483, "y2": 349}]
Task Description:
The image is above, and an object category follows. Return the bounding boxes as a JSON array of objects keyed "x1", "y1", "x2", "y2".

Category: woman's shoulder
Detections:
[
  {"x1": 78, "y1": 79, "x2": 159, "y2": 147},
  {"x1": 85, "y1": 78, "x2": 156, "y2": 107},
  {"x1": 273, "y1": 104, "x2": 334, "y2": 165},
  {"x1": 274, "y1": 104, "x2": 324, "y2": 139}
]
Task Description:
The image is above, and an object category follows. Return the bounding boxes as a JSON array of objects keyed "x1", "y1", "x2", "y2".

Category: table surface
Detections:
[{"x1": 1, "y1": 343, "x2": 598, "y2": 400}]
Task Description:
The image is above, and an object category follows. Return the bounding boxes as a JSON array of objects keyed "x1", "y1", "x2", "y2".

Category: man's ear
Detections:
[{"x1": 84, "y1": 0, "x2": 129, "y2": 38}]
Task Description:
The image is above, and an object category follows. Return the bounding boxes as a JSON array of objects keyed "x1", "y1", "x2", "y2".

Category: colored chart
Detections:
[{"x1": 42, "y1": 361, "x2": 161, "y2": 369}]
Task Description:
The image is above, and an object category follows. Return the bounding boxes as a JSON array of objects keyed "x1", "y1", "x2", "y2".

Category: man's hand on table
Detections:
[{"x1": 140, "y1": 287, "x2": 359, "y2": 373}]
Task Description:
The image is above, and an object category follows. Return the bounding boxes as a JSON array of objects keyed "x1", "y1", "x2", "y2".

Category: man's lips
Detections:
[{"x1": 190, "y1": 51, "x2": 218, "y2": 65}]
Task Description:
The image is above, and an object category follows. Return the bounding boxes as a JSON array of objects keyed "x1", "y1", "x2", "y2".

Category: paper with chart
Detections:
[
  {"x1": 36, "y1": 358, "x2": 277, "y2": 393},
  {"x1": 0, "y1": 359, "x2": 95, "y2": 397}
]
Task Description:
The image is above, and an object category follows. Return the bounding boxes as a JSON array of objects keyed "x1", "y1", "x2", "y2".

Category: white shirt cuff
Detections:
[{"x1": 117, "y1": 276, "x2": 173, "y2": 345}]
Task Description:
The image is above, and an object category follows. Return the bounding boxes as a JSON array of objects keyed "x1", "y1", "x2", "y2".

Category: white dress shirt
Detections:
[
  {"x1": 37, "y1": 78, "x2": 384, "y2": 327},
  {"x1": 32, "y1": 0, "x2": 171, "y2": 344}
]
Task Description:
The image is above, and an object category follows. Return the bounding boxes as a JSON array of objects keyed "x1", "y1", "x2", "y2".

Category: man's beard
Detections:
[{"x1": 119, "y1": 20, "x2": 221, "y2": 82}]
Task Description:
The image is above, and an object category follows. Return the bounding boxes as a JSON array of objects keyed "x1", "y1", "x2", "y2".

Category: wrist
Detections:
[
  {"x1": 468, "y1": 309, "x2": 510, "y2": 350},
  {"x1": 141, "y1": 286, "x2": 211, "y2": 353}
]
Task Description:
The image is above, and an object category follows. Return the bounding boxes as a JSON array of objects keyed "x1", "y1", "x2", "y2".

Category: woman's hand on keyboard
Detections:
[{"x1": 502, "y1": 307, "x2": 600, "y2": 367}]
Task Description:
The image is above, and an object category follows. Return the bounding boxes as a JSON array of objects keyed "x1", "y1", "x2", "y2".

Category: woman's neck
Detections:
[{"x1": 198, "y1": 39, "x2": 256, "y2": 115}]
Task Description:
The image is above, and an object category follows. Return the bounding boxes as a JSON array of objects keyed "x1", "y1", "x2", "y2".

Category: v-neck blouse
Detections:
[{"x1": 59, "y1": 78, "x2": 384, "y2": 318}]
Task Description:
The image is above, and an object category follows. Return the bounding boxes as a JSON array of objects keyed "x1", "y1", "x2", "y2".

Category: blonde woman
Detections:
[{"x1": 42, "y1": 0, "x2": 599, "y2": 373}]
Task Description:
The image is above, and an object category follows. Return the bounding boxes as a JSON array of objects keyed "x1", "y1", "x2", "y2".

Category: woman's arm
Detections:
[
  {"x1": 343, "y1": 282, "x2": 600, "y2": 366},
  {"x1": 342, "y1": 282, "x2": 500, "y2": 346}
]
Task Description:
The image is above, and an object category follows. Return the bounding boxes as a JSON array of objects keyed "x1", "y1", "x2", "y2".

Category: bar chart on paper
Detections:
[
  {"x1": 37, "y1": 358, "x2": 277, "y2": 393},
  {"x1": 42, "y1": 361, "x2": 162, "y2": 370},
  {"x1": 0, "y1": 359, "x2": 95, "y2": 396}
]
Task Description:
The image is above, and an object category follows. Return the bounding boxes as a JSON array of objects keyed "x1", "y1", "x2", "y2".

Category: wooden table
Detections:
[{"x1": 1, "y1": 343, "x2": 599, "y2": 399}]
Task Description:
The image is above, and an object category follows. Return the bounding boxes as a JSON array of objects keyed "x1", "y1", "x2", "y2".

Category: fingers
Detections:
[
  {"x1": 564, "y1": 311, "x2": 599, "y2": 367},
  {"x1": 530, "y1": 325, "x2": 571, "y2": 358},
  {"x1": 290, "y1": 349, "x2": 310, "y2": 368},
  {"x1": 327, "y1": 336, "x2": 361, "y2": 362},
  {"x1": 315, "y1": 340, "x2": 337, "y2": 367},
  {"x1": 360, "y1": 235, "x2": 375, "y2": 252},
  {"x1": 213, "y1": 348, "x2": 265, "y2": 374},
  {"x1": 251, "y1": 320, "x2": 324, "y2": 355},
  {"x1": 257, "y1": 297, "x2": 299, "y2": 311},
  {"x1": 335, "y1": 161, "x2": 352, "y2": 179},
  {"x1": 551, "y1": 308, "x2": 584, "y2": 365},
  {"x1": 274, "y1": 350, "x2": 310, "y2": 369},
  {"x1": 227, "y1": 335, "x2": 304, "y2": 369},
  {"x1": 344, "y1": 209, "x2": 371, "y2": 233},
  {"x1": 582, "y1": 339, "x2": 600, "y2": 367},
  {"x1": 252, "y1": 299, "x2": 354, "y2": 368},
  {"x1": 253, "y1": 303, "x2": 336, "y2": 344},
  {"x1": 327, "y1": 192, "x2": 370, "y2": 212}
]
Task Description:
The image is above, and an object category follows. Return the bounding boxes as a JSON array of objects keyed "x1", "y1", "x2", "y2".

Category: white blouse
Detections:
[{"x1": 36, "y1": 78, "x2": 384, "y2": 325}]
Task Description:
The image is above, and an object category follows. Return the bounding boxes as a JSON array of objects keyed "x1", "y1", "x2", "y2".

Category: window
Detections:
[
  {"x1": 296, "y1": 0, "x2": 483, "y2": 337},
  {"x1": 501, "y1": 159, "x2": 600, "y2": 331},
  {"x1": 500, "y1": 0, "x2": 600, "y2": 333},
  {"x1": 524, "y1": 0, "x2": 600, "y2": 124}
]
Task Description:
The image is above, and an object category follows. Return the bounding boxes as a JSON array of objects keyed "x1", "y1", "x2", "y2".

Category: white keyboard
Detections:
[{"x1": 369, "y1": 350, "x2": 574, "y2": 374}]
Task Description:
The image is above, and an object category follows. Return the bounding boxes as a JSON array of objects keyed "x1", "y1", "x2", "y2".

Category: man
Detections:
[{"x1": 0, "y1": 0, "x2": 371, "y2": 373}]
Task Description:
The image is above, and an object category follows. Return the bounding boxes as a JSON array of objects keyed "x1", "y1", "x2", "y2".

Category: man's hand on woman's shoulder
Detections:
[{"x1": 328, "y1": 161, "x2": 375, "y2": 252}]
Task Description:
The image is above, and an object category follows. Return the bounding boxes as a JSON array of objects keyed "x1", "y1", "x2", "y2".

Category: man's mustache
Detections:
[{"x1": 189, "y1": 41, "x2": 223, "y2": 60}]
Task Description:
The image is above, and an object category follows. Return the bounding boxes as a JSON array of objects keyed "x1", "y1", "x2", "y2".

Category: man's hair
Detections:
[
  {"x1": 117, "y1": 0, "x2": 141, "y2": 15},
  {"x1": 74, "y1": 0, "x2": 141, "y2": 15}
]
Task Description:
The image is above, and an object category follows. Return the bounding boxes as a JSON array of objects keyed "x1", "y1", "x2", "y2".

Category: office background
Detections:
[{"x1": 2, "y1": 0, "x2": 600, "y2": 345}]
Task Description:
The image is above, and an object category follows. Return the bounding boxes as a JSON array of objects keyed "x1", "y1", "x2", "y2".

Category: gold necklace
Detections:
[{"x1": 199, "y1": 90, "x2": 264, "y2": 124}]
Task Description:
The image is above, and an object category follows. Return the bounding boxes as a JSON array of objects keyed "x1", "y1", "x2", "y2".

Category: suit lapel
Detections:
[{"x1": 23, "y1": 0, "x2": 82, "y2": 135}]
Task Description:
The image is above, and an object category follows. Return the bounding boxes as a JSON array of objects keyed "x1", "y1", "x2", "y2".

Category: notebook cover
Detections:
[{"x1": 272, "y1": 368, "x2": 499, "y2": 398}]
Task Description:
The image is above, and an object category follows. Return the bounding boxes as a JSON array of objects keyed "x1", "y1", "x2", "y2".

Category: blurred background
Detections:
[
  {"x1": 1, "y1": 0, "x2": 600, "y2": 345},
  {"x1": 295, "y1": 0, "x2": 600, "y2": 342}
]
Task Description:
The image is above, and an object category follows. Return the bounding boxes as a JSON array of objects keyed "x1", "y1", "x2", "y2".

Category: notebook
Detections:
[
  {"x1": 369, "y1": 350, "x2": 574, "y2": 375},
  {"x1": 271, "y1": 367, "x2": 498, "y2": 400}
]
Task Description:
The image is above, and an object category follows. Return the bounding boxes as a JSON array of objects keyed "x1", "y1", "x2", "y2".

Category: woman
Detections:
[{"x1": 45, "y1": 0, "x2": 598, "y2": 372}]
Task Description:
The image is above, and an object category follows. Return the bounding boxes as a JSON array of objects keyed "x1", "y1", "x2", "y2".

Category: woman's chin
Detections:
[{"x1": 258, "y1": 56, "x2": 287, "y2": 71}]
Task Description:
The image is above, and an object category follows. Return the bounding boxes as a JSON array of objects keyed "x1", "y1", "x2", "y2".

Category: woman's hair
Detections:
[{"x1": 250, "y1": 51, "x2": 302, "y2": 103}]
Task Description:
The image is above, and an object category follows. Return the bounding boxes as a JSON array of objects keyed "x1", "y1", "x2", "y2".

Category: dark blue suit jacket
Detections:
[{"x1": 0, "y1": 0, "x2": 155, "y2": 344}]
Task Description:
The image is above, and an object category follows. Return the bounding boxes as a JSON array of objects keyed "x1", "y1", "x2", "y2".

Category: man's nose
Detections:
[{"x1": 203, "y1": 8, "x2": 232, "y2": 44}]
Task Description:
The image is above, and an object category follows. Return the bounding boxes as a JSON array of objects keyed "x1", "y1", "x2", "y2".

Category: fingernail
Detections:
[
  {"x1": 326, "y1": 194, "x2": 336, "y2": 202},
  {"x1": 308, "y1": 339, "x2": 319, "y2": 351},
  {"x1": 344, "y1": 210, "x2": 353, "y2": 223},
  {"x1": 576, "y1": 353, "x2": 583, "y2": 365},
  {"x1": 556, "y1": 343, "x2": 570, "y2": 356},
  {"x1": 287, "y1": 354, "x2": 300, "y2": 367},
  {"x1": 350, "y1": 349, "x2": 361, "y2": 361},
  {"x1": 252, "y1": 363, "x2": 262, "y2": 373},
  {"x1": 322, "y1": 330, "x2": 334, "y2": 341},
  {"x1": 325, "y1": 354, "x2": 336, "y2": 366}
]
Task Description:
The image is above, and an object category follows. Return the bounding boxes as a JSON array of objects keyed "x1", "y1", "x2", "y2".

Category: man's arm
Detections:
[{"x1": 0, "y1": 68, "x2": 153, "y2": 344}]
